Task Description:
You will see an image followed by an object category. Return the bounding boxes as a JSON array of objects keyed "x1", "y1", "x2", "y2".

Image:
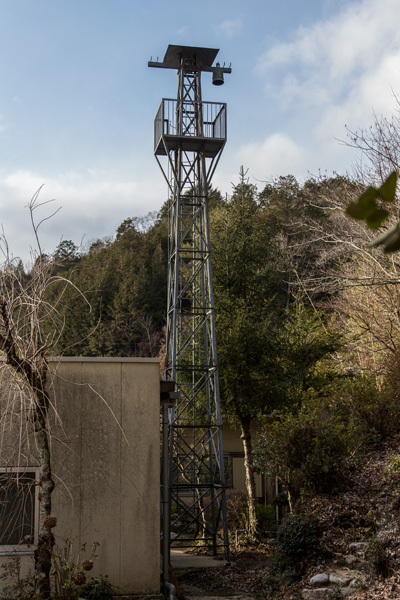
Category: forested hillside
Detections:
[
  {"x1": 44, "y1": 212, "x2": 168, "y2": 357},
  {"x1": 46, "y1": 173, "x2": 363, "y2": 362},
  {"x1": 44, "y1": 168, "x2": 399, "y2": 385}
]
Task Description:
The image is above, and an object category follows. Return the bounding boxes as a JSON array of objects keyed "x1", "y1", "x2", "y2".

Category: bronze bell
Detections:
[{"x1": 212, "y1": 62, "x2": 224, "y2": 86}]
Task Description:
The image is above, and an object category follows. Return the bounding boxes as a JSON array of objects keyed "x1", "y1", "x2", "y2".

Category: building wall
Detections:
[
  {"x1": 0, "y1": 357, "x2": 161, "y2": 597},
  {"x1": 222, "y1": 423, "x2": 276, "y2": 505}
]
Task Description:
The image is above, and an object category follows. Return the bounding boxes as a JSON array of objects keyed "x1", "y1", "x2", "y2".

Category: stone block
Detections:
[{"x1": 310, "y1": 574, "x2": 329, "y2": 586}]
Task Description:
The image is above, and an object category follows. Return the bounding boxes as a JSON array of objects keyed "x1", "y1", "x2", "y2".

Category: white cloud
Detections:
[
  {"x1": 218, "y1": 18, "x2": 242, "y2": 38},
  {"x1": 234, "y1": 133, "x2": 310, "y2": 181},
  {"x1": 258, "y1": 0, "x2": 400, "y2": 96},
  {"x1": 0, "y1": 168, "x2": 165, "y2": 265},
  {"x1": 251, "y1": 0, "x2": 400, "y2": 178},
  {"x1": 258, "y1": 0, "x2": 400, "y2": 109}
]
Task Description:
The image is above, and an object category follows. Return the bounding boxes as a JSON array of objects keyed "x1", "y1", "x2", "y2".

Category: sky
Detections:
[{"x1": 1, "y1": 0, "x2": 400, "y2": 263}]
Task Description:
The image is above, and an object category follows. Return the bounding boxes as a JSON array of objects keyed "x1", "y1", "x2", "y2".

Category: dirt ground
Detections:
[{"x1": 175, "y1": 549, "x2": 269, "y2": 599}]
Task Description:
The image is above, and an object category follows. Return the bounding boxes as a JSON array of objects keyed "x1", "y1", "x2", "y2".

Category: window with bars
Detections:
[{"x1": 0, "y1": 470, "x2": 38, "y2": 552}]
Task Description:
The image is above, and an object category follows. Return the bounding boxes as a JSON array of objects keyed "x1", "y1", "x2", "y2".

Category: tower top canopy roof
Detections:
[{"x1": 149, "y1": 45, "x2": 220, "y2": 70}]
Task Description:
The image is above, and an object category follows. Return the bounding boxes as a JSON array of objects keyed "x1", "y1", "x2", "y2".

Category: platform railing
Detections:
[{"x1": 154, "y1": 99, "x2": 226, "y2": 152}]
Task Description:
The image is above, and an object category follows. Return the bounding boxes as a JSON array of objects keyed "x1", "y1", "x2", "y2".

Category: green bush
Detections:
[
  {"x1": 333, "y1": 377, "x2": 400, "y2": 446},
  {"x1": 263, "y1": 512, "x2": 320, "y2": 588},
  {"x1": 254, "y1": 404, "x2": 353, "y2": 496},
  {"x1": 80, "y1": 575, "x2": 114, "y2": 600},
  {"x1": 277, "y1": 513, "x2": 320, "y2": 566},
  {"x1": 254, "y1": 374, "x2": 400, "y2": 497},
  {"x1": 256, "y1": 503, "x2": 275, "y2": 532}
]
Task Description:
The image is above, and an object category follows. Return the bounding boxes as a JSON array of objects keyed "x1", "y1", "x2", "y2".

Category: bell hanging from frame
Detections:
[{"x1": 212, "y1": 63, "x2": 224, "y2": 86}]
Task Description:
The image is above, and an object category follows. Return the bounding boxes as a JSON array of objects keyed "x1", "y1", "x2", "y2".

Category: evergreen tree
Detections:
[
  {"x1": 46, "y1": 213, "x2": 168, "y2": 357},
  {"x1": 211, "y1": 173, "x2": 342, "y2": 536}
]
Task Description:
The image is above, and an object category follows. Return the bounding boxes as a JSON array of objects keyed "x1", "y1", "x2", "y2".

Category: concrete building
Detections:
[
  {"x1": 0, "y1": 357, "x2": 161, "y2": 597},
  {"x1": 0, "y1": 355, "x2": 275, "y2": 598}
]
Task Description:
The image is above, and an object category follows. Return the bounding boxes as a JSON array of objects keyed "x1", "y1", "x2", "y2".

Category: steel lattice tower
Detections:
[{"x1": 149, "y1": 45, "x2": 231, "y2": 561}]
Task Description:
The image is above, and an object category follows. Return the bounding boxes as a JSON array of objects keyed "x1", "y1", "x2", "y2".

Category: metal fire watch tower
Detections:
[{"x1": 149, "y1": 45, "x2": 231, "y2": 560}]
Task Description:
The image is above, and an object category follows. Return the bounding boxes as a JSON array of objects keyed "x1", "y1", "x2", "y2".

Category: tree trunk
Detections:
[
  {"x1": 9, "y1": 354, "x2": 55, "y2": 600},
  {"x1": 34, "y1": 404, "x2": 55, "y2": 600},
  {"x1": 32, "y1": 367, "x2": 55, "y2": 600},
  {"x1": 237, "y1": 413, "x2": 258, "y2": 540}
]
